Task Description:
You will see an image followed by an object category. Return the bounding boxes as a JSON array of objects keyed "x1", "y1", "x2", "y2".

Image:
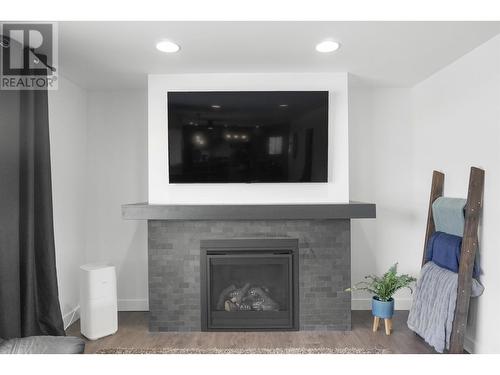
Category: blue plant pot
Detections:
[{"x1": 371, "y1": 296, "x2": 394, "y2": 319}]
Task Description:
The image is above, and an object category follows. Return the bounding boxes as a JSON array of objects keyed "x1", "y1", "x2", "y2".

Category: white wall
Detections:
[
  {"x1": 349, "y1": 86, "x2": 416, "y2": 310},
  {"x1": 50, "y1": 85, "x2": 149, "y2": 318},
  {"x1": 350, "y1": 35, "x2": 500, "y2": 353},
  {"x1": 48, "y1": 75, "x2": 88, "y2": 328},
  {"x1": 85, "y1": 90, "x2": 149, "y2": 311},
  {"x1": 148, "y1": 73, "x2": 350, "y2": 204},
  {"x1": 412, "y1": 35, "x2": 500, "y2": 353}
]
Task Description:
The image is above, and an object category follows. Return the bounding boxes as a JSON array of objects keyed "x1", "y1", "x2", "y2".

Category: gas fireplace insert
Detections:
[{"x1": 200, "y1": 238, "x2": 299, "y2": 331}]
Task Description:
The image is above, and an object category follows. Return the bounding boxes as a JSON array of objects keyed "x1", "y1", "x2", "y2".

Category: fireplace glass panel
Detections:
[{"x1": 210, "y1": 256, "x2": 290, "y2": 313}]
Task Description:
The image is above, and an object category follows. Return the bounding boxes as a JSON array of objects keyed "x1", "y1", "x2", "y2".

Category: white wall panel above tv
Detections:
[{"x1": 148, "y1": 73, "x2": 349, "y2": 204}]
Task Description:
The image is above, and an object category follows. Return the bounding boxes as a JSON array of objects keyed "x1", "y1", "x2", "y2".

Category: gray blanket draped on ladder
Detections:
[
  {"x1": 408, "y1": 262, "x2": 484, "y2": 353},
  {"x1": 0, "y1": 51, "x2": 65, "y2": 338}
]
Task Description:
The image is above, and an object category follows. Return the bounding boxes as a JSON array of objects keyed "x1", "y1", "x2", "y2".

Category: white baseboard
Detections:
[
  {"x1": 464, "y1": 335, "x2": 476, "y2": 354},
  {"x1": 351, "y1": 298, "x2": 412, "y2": 310},
  {"x1": 62, "y1": 299, "x2": 147, "y2": 329},
  {"x1": 118, "y1": 299, "x2": 149, "y2": 311},
  {"x1": 63, "y1": 305, "x2": 80, "y2": 329}
]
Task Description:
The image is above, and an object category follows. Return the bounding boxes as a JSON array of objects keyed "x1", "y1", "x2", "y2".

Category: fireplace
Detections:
[
  {"x1": 200, "y1": 239, "x2": 299, "y2": 331},
  {"x1": 124, "y1": 208, "x2": 376, "y2": 332}
]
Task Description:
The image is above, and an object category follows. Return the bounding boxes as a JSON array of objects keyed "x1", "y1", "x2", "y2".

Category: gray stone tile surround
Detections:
[{"x1": 148, "y1": 219, "x2": 351, "y2": 332}]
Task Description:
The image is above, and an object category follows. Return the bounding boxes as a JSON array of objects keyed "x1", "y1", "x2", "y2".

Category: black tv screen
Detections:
[{"x1": 167, "y1": 91, "x2": 328, "y2": 183}]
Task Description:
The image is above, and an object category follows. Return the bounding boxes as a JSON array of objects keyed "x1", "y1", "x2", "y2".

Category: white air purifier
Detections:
[{"x1": 79, "y1": 263, "x2": 118, "y2": 340}]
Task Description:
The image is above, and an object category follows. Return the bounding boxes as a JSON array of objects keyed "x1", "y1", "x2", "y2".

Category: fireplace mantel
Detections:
[{"x1": 122, "y1": 201, "x2": 376, "y2": 221}]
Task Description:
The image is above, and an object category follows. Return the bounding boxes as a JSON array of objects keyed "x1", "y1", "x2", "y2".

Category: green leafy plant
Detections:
[{"x1": 346, "y1": 263, "x2": 416, "y2": 302}]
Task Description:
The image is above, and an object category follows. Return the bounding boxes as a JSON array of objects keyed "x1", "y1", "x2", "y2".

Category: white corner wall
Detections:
[
  {"x1": 350, "y1": 34, "x2": 500, "y2": 353},
  {"x1": 50, "y1": 86, "x2": 150, "y2": 318},
  {"x1": 148, "y1": 73, "x2": 350, "y2": 204},
  {"x1": 412, "y1": 34, "x2": 500, "y2": 353},
  {"x1": 349, "y1": 86, "x2": 415, "y2": 310},
  {"x1": 48, "y1": 75, "x2": 88, "y2": 328},
  {"x1": 85, "y1": 90, "x2": 149, "y2": 311}
]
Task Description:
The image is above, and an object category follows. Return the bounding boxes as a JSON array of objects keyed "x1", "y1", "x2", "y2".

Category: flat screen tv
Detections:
[{"x1": 167, "y1": 91, "x2": 328, "y2": 183}]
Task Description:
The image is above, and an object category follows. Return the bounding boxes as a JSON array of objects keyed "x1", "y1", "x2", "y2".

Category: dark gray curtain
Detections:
[{"x1": 0, "y1": 42, "x2": 65, "y2": 339}]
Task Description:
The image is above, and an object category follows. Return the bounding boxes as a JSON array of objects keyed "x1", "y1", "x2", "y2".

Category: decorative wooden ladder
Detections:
[{"x1": 421, "y1": 167, "x2": 484, "y2": 354}]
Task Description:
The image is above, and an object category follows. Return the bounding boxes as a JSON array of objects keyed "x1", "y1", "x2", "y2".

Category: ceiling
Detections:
[{"x1": 58, "y1": 21, "x2": 500, "y2": 90}]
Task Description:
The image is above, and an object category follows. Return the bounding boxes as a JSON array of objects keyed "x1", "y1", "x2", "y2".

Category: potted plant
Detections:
[{"x1": 346, "y1": 263, "x2": 416, "y2": 335}]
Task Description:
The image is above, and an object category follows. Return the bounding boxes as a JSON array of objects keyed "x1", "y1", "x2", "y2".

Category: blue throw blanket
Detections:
[{"x1": 426, "y1": 231, "x2": 480, "y2": 278}]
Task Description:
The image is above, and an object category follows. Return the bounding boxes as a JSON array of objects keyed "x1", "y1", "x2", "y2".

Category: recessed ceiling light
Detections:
[
  {"x1": 315, "y1": 40, "x2": 340, "y2": 53},
  {"x1": 279, "y1": 104, "x2": 288, "y2": 108},
  {"x1": 156, "y1": 40, "x2": 180, "y2": 53},
  {"x1": 211, "y1": 105, "x2": 221, "y2": 109}
]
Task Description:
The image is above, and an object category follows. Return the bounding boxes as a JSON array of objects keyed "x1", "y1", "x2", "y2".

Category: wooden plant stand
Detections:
[{"x1": 372, "y1": 316, "x2": 392, "y2": 335}]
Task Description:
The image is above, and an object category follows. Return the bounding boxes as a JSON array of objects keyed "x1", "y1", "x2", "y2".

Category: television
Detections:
[{"x1": 167, "y1": 91, "x2": 329, "y2": 183}]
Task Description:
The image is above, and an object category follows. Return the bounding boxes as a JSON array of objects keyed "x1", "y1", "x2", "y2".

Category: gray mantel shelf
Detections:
[{"x1": 122, "y1": 202, "x2": 376, "y2": 221}]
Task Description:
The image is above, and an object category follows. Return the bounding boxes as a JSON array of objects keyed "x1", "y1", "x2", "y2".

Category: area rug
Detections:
[{"x1": 96, "y1": 347, "x2": 390, "y2": 354}]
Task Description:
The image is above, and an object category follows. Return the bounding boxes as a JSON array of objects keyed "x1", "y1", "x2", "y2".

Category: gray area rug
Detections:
[{"x1": 96, "y1": 347, "x2": 389, "y2": 354}]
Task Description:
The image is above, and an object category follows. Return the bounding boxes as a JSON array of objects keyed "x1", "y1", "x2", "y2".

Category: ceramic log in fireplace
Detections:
[{"x1": 200, "y1": 239, "x2": 299, "y2": 331}]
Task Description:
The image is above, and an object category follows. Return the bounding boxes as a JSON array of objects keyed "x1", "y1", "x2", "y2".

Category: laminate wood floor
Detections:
[{"x1": 66, "y1": 311, "x2": 435, "y2": 354}]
